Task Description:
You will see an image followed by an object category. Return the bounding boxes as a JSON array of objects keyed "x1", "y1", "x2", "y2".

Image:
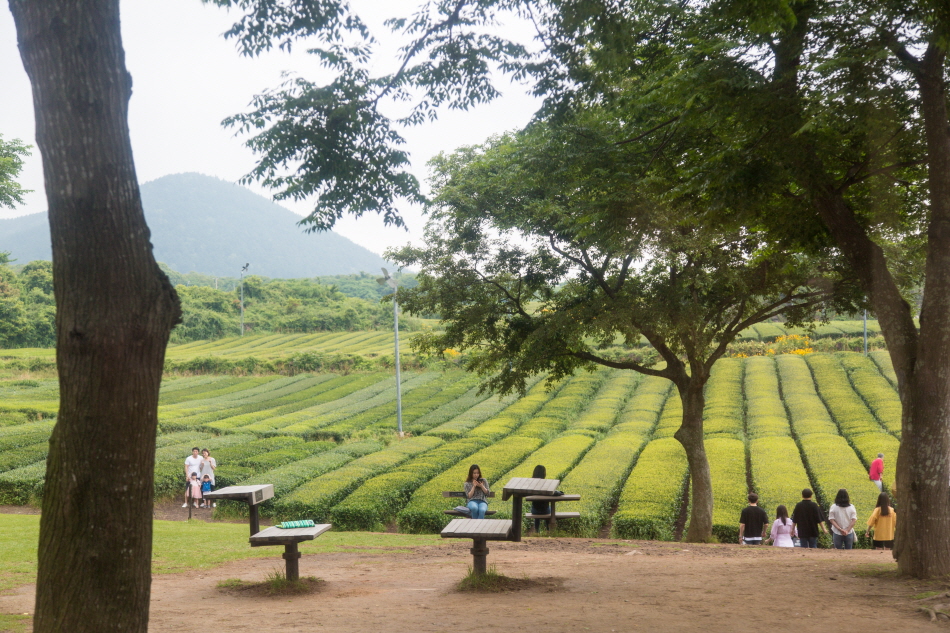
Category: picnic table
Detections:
[
  {"x1": 502, "y1": 477, "x2": 560, "y2": 542},
  {"x1": 440, "y1": 518, "x2": 513, "y2": 575},
  {"x1": 249, "y1": 523, "x2": 332, "y2": 581},
  {"x1": 202, "y1": 484, "x2": 274, "y2": 537},
  {"x1": 524, "y1": 494, "x2": 581, "y2": 531}
]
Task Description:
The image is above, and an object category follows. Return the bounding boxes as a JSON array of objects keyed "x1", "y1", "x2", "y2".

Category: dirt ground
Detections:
[{"x1": 1, "y1": 534, "x2": 943, "y2": 632}]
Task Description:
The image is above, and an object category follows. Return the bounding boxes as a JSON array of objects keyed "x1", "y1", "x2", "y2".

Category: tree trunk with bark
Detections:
[
  {"x1": 9, "y1": 1, "x2": 181, "y2": 630},
  {"x1": 673, "y1": 376, "x2": 714, "y2": 543},
  {"x1": 889, "y1": 45, "x2": 950, "y2": 578}
]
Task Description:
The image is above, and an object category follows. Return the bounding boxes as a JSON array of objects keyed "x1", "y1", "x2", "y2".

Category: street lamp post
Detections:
[
  {"x1": 240, "y1": 263, "x2": 249, "y2": 336},
  {"x1": 377, "y1": 268, "x2": 403, "y2": 437}
]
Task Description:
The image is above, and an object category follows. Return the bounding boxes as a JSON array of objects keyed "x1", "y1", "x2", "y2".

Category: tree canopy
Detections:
[
  {"x1": 389, "y1": 122, "x2": 851, "y2": 540},
  {"x1": 0, "y1": 134, "x2": 31, "y2": 209}
]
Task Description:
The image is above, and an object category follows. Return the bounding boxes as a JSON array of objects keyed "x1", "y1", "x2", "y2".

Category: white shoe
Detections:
[
  {"x1": 194, "y1": 502, "x2": 198, "y2": 508},
  {"x1": 182, "y1": 503, "x2": 188, "y2": 508},
  {"x1": 212, "y1": 503, "x2": 216, "y2": 508}
]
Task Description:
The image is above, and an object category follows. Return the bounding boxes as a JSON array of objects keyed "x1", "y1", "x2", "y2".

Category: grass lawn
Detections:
[{"x1": 0, "y1": 514, "x2": 443, "y2": 592}]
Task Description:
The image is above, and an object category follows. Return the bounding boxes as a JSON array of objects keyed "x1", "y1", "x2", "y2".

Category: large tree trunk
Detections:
[
  {"x1": 9, "y1": 1, "x2": 181, "y2": 630},
  {"x1": 674, "y1": 378, "x2": 714, "y2": 542},
  {"x1": 890, "y1": 45, "x2": 950, "y2": 578}
]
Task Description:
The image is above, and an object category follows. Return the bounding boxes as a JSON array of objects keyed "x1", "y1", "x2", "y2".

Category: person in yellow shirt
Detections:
[{"x1": 865, "y1": 492, "x2": 896, "y2": 550}]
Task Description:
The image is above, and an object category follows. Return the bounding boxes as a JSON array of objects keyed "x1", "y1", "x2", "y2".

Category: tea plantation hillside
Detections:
[{"x1": 0, "y1": 343, "x2": 900, "y2": 547}]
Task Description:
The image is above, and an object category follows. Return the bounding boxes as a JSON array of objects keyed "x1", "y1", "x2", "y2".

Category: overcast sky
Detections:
[{"x1": 0, "y1": 0, "x2": 541, "y2": 257}]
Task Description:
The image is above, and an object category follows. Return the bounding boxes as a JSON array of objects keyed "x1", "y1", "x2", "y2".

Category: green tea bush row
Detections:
[
  {"x1": 805, "y1": 354, "x2": 900, "y2": 470},
  {"x1": 0, "y1": 411, "x2": 32, "y2": 427},
  {"x1": 158, "y1": 376, "x2": 258, "y2": 406},
  {"x1": 0, "y1": 442, "x2": 48, "y2": 474},
  {"x1": 0, "y1": 460, "x2": 47, "y2": 504},
  {"x1": 565, "y1": 370, "x2": 640, "y2": 435},
  {"x1": 403, "y1": 383, "x2": 492, "y2": 436},
  {"x1": 836, "y1": 353, "x2": 902, "y2": 438},
  {"x1": 238, "y1": 374, "x2": 396, "y2": 435},
  {"x1": 212, "y1": 440, "x2": 385, "y2": 516},
  {"x1": 208, "y1": 436, "x2": 304, "y2": 465},
  {"x1": 869, "y1": 350, "x2": 898, "y2": 388},
  {"x1": 651, "y1": 388, "x2": 683, "y2": 439},
  {"x1": 752, "y1": 323, "x2": 787, "y2": 341},
  {"x1": 241, "y1": 441, "x2": 336, "y2": 470},
  {"x1": 744, "y1": 357, "x2": 791, "y2": 438},
  {"x1": 160, "y1": 375, "x2": 324, "y2": 427},
  {"x1": 700, "y1": 438, "x2": 748, "y2": 542},
  {"x1": 749, "y1": 436, "x2": 812, "y2": 519},
  {"x1": 279, "y1": 372, "x2": 436, "y2": 436},
  {"x1": 611, "y1": 437, "x2": 688, "y2": 540},
  {"x1": 0, "y1": 423, "x2": 55, "y2": 451},
  {"x1": 422, "y1": 390, "x2": 526, "y2": 440},
  {"x1": 160, "y1": 375, "x2": 299, "y2": 417},
  {"x1": 362, "y1": 373, "x2": 482, "y2": 436},
  {"x1": 313, "y1": 372, "x2": 461, "y2": 440},
  {"x1": 199, "y1": 374, "x2": 374, "y2": 433},
  {"x1": 775, "y1": 355, "x2": 839, "y2": 435},
  {"x1": 329, "y1": 437, "x2": 488, "y2": 530},
  {"x1": 702, "y1": 358, "x2": 744, "y2": 438},
  {"x1": 805, "y1": 354, "x2": 893, "y2": 439},
  {"x1": 396, "y1": 435, "x2": 545, "y2": 533},
  {"x1": 556, "y1": 378, "x2": 669, "y2": 536},
  {"x1": 515, "y1": 370, "x2": 609, "y2": 441},
  {"x1": 274, "y1": 436, "x2": 444, "y2": 522}
]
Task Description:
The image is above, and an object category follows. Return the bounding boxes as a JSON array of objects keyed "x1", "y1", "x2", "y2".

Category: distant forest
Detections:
[{"x1": 0, "y1": 255, "x2": 420, "y2": 348}]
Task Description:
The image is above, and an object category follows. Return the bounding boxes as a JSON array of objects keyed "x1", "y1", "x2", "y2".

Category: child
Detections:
[
  {"x1": 199, "y1": 475, "x2": 213, "y2": 508},
  {"x1": 185, "y1": 472, "x2": 202, "y2": 509}
]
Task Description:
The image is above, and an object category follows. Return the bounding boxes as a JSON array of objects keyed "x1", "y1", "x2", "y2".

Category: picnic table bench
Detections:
[
  {"x1": 502, "y1": 477, "x2": 560, "y2": 542},
  {"x1": 249, "y1": 523, "x2": 332, "y2": 581},
  {"x1": 525, "y1": 494, "x2": 581, "y2": 531},
  {"x1": 442, "y1": 490, "x2": 497, "y2": 517},
  {"x1": 440, "y1": 518, "x2": 512, "y2": 575},
  {"x1": 202, "y1": 484, "x2": 274, "y2": 537}
]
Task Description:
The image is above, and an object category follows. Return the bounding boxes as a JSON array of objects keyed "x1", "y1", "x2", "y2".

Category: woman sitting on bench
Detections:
[{"x1": 464, "y1": 464, "x2": 490, "y2": 519}]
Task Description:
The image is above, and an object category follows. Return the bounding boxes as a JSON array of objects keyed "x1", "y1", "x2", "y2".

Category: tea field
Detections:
[{"x1": 0, "y1": 338, "x2": 900, "y2": 546}]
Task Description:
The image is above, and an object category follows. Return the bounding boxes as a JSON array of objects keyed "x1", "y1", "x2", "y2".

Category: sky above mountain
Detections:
[
  {"x1": 0, "y1": 173, "x2": 396, "y2": 278},
  {"x1": 0, "y1": 0, "x2": 541, "y2": 256}
]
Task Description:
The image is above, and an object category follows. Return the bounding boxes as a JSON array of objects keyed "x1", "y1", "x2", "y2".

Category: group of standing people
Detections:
[
  {"x1": 183, "y1": 447, "x2": 217, "y2": 509},
  {"x1": 739, "y1": 488, "x2": 896, "y2": 550}
]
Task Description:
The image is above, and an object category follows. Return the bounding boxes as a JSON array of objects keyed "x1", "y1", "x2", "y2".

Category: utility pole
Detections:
[
  {"x1": 377, "y1": 268, "x2": 403, "y2": 437},
  {"x1": 240, "y1": 263, "x2": 249, "y2": 336},
  {"x1": 863, "y1": 309, "x2": 868, "y2": 356}
]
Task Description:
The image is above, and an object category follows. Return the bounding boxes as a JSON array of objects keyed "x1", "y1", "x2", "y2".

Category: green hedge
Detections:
[
  {"x1": 0, "y1": 460, "x2": 47, "y2": 504},
  {"x1": 775, "y1": 355, "x2": 839, "y2": 435},
  {"x1": 702, "y1": 359, "x2": 744, "y2": 438},
  {"x1": 241, "y1": 441, "x2": 336, "y2": 470},
  {"x1": 0, "y1": 442, "x2": 48, "y2": 474},
  {"x1": 744, "y1": 357, "x2": 791, "y2": 438},
  {"x1": 749, "y1": 436, "x2": 812, "y2": 521},
  {"x1": 611, "y1": 437, "x2": 688, "y2": 540},
  {"x1": 274, "y1": 436, "x2": 444, "y2": 522},
  {"x1": 329, "y1": 437, "x2": 488, "y2": 531},
  {"x1": 565, "y1": 370, "x2": 640, "y2": 435},
  {"x1": 705, "y1": 437, "x2": 748, "y2": 543},
  {"x1": 836, "y1": 353, "x2": 901, "y2": 438}
]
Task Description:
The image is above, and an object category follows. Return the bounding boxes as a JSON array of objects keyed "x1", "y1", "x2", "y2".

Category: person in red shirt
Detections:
[{"x1": 869, "y1": 453, "x2": 884, "y2": 492}]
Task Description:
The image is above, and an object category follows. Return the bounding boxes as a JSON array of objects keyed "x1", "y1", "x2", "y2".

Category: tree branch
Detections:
[{"x1": 571, "y1": 350, "x2": 669, "y2": 378}]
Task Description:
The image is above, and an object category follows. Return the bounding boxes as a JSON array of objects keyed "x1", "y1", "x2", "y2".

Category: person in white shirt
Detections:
[
  {"x1": 828, "y1": 488, "x2": 858, "y2": 549},
  {"x1": 182, "y1": 447, "x2": 202, "y2": 508}
]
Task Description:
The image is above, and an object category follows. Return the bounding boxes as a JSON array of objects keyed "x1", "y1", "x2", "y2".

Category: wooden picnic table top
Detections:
[
  {"x1": 441, "y1": 518, "x2": 513, "y2": 540},
  {"x1": 249, "y1": 524, "x2": 332, "y2": 547},
  {"x1": 203, "y1": 484, "x2": 274, "y2": 504},
  {"x1": 501, "y1": 477, "x2": 560, "y2": 501},
  {"x1": 524, "y1": 494, "x2": 581, "y2": 502}
]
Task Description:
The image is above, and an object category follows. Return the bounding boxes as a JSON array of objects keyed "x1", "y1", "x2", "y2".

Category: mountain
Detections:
[{"x1": 0, "y1": 173, "x2": 393, "y2": 277}]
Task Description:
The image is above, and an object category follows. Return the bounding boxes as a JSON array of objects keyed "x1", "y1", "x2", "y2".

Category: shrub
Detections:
[
  {"x1": 274, "y1": 436, "x2": 444, "y2": 522},
  {"x1": 702, "y1": 359, "x2": 744, "y2": 438},
  {"x1": 703, "y1": 437, "x2": 748, "y2": 543},
  {"x1": 835, "y1": 353, "x2": 901, "y2": 438},
  {"x1": 611, "y1": 438, "x2": 688, "y2": 540},
  {"x1": 744, "y1": 356, "x2": 791, "y2": 438},
  {"x1": 749, "y1": 436, "x2": 811, "y2": 520}
]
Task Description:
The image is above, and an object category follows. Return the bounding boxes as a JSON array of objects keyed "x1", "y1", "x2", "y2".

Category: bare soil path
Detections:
[{"x1": 0, "y1": 537, "x2": 939, "y2": 632}]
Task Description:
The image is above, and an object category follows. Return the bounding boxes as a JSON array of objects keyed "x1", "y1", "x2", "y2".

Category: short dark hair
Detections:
[
  {"x1": 802, "y1": 488, "x2": 813, "y2": 498},
  {"x1": 192, "y1": 447, "x2": 200, "y2": 452},
  {"x1": 532, "y1": 464, "x2": 546, "y2": 479},
  {"x1": 748, "y1": 493, "x2": 758, "y2": 504}
]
